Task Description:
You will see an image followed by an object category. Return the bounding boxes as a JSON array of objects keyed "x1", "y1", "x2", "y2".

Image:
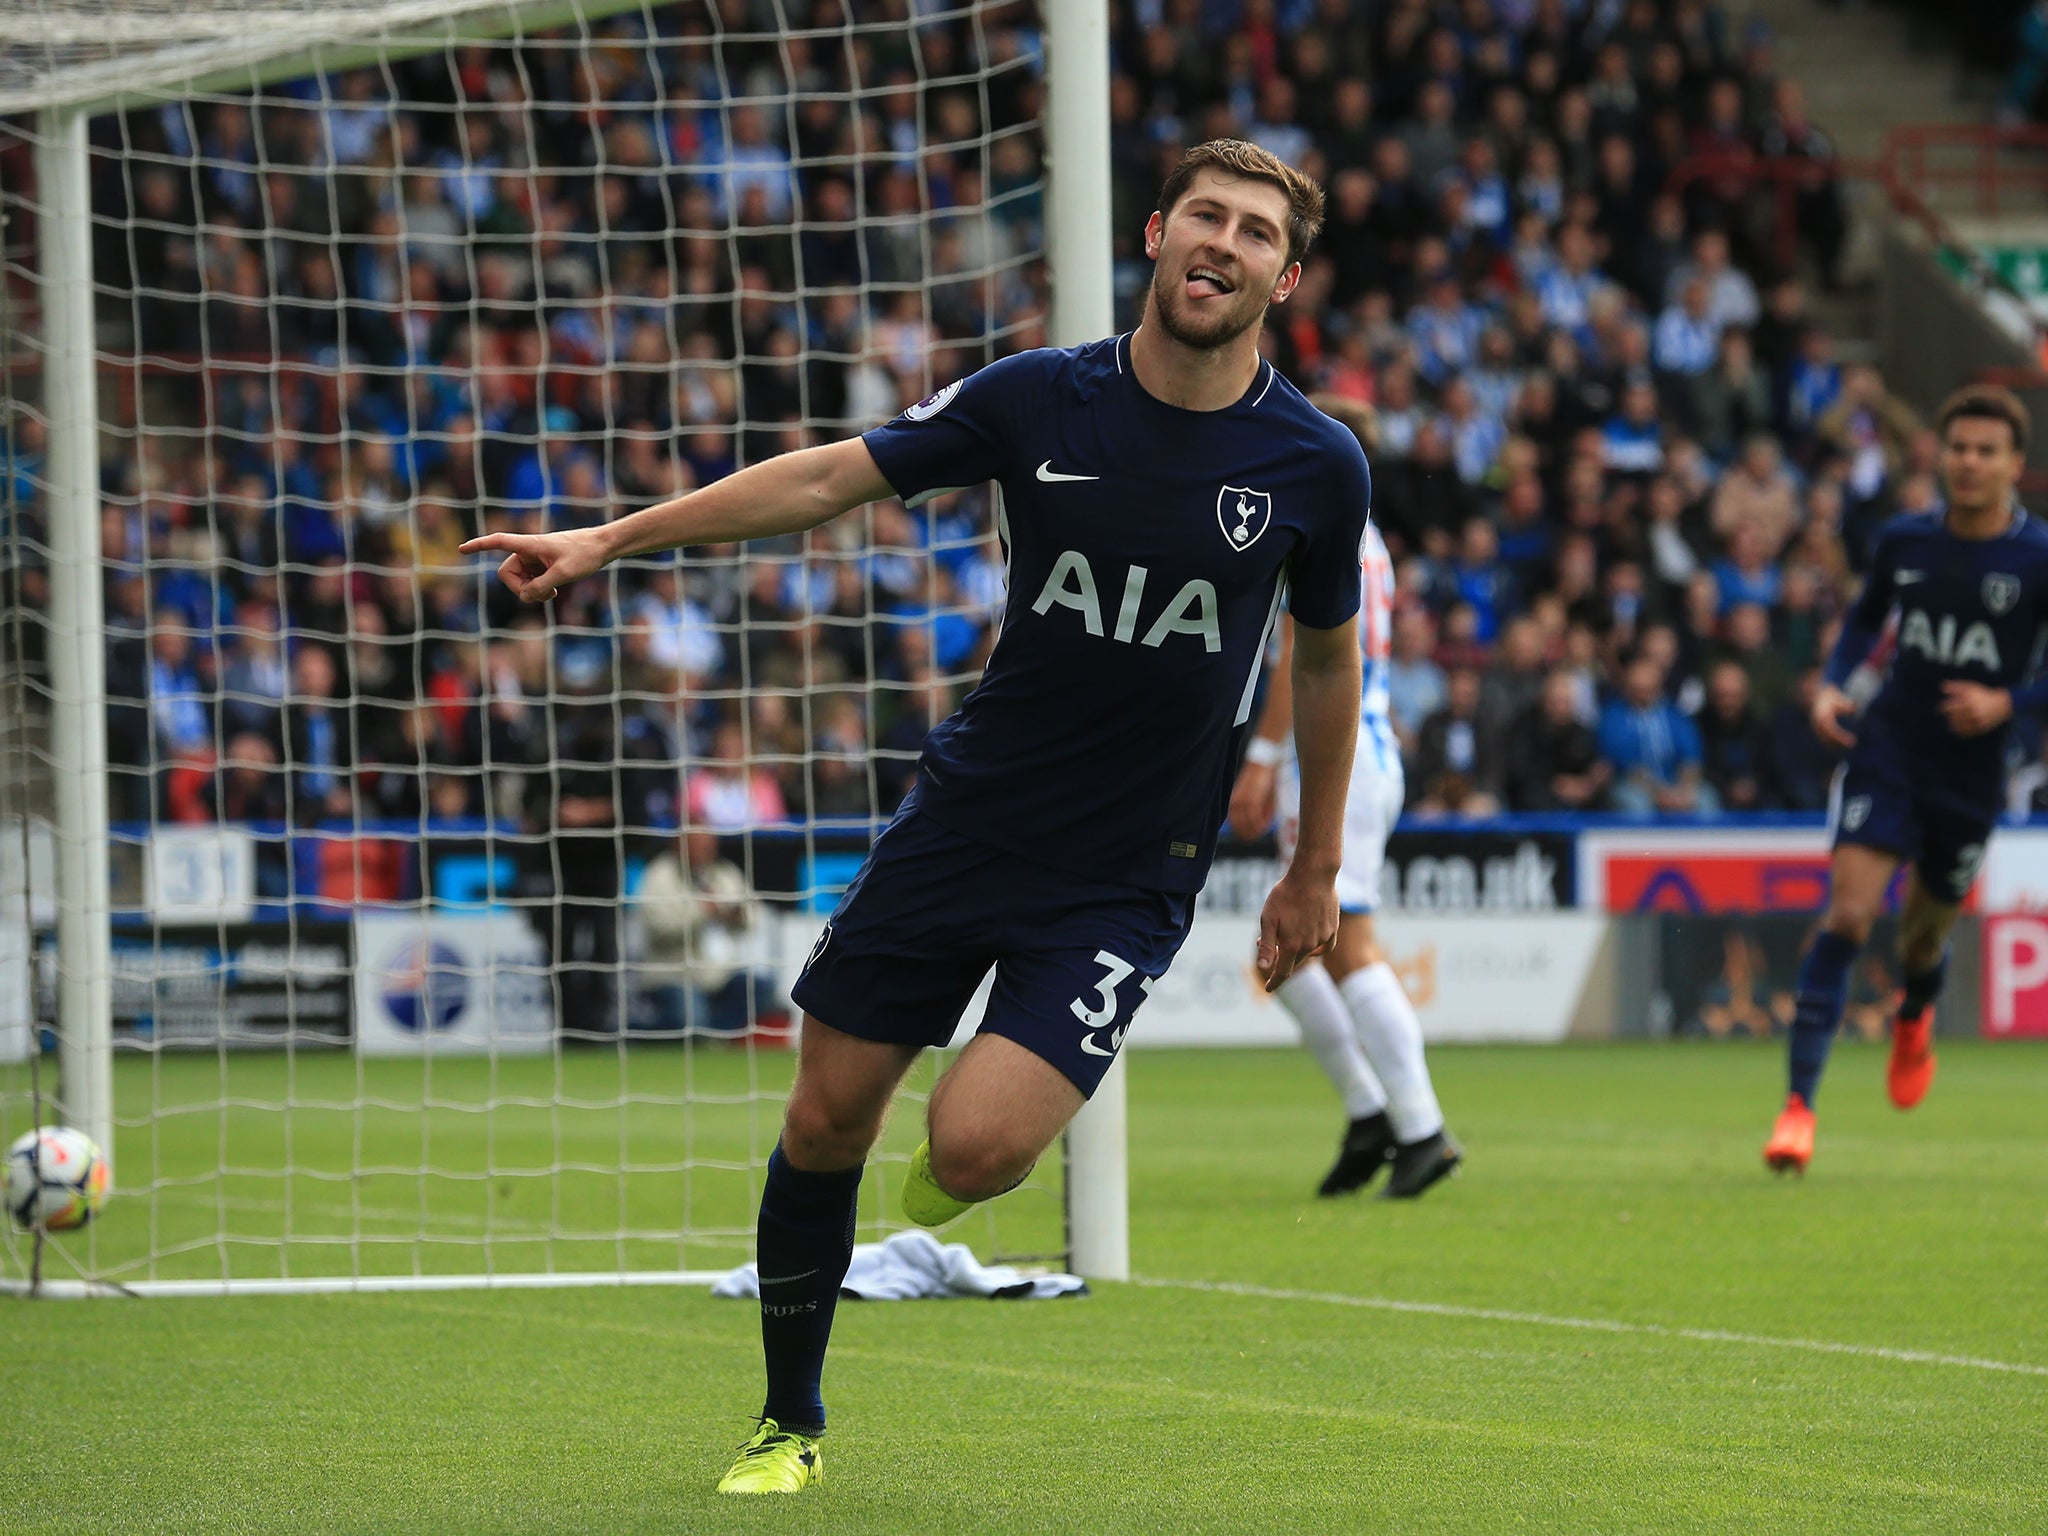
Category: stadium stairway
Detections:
[
  {"x1": 1736, "y1": 0, "x2": 2000, "y2": 345},
  {"x1": 1740, "y1": 0, "x2": 1985, "y2": 164}
]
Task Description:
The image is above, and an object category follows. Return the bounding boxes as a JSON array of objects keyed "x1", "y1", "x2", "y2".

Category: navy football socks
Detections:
[
  {"x1": 755, "y1": 1144, "x2": 861, "y2": 1436},
  {"x1": 1788, "y1": 930, "x2": 1859, "y2": 1105},
  {"x1": 1901, "y1": 947, "x2": 1950, "y2": 1018}
]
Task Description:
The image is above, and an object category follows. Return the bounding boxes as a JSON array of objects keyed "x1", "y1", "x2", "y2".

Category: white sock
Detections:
[
  {"x1": 1278, "y1": 963, "x2": 1387, "y2": 1121},
  {"x1": 1338, "y1": 962, "x2": 1444, "y2": 1144}
]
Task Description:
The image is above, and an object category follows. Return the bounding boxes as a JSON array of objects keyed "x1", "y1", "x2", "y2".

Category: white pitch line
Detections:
[{"x1": 1134, "y1": 1277, "x2": 2048, "y2": 1379}]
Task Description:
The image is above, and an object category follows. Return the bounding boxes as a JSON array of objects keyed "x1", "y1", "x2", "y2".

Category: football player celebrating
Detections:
[{"x1": 466, "y1": 140, "x2": 1370, "y2": 1492}]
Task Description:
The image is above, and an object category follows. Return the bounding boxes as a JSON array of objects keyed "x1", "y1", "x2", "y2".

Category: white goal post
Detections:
[{"x1": 1, "y1": 0, "x2": 1125, "y2": 1296}]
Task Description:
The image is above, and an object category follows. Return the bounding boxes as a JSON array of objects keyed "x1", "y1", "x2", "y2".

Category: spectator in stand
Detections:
[
  {"x1": 1408, "y1": 270, "x2": 1487, "y2": 387},
  {"x1": 1385, "y1": 605, "x2": 1446, "y2": 759},
  {"x1": 1537, "y1": 222, "x2": 1617, "y2": 345},
  {"x1": 1766, "y1": 666, "x2": 1845, "y2": 812},
  {"x1": 1602, "y1": 376, "x2": 1667, "y2": 476},
  {"x1": 1634, "y1": 192, "x2": 1692, "y2": 312},
  {"x1": 219, "y1": 603, "x2": 289, "y2": 743},
  {"x1": 686, "y1": 720, "x2": 789, "y2": 833},
  {"x1": 1557, "y1": 620, "x2": 1605, "y2": 725},
  {"x1": 1710, "y1": 434, "x2": 1802, "y2": 557},
  {"x1": 1713, "y1": 524, "x2": 1785, "y2": 616},
  {"x1": 631, "y1": 559, "x2": 726, "y2": 692},
  {"x1": 1710, "y1": 601, "x2": 1796, "y2": 724},
  {"x1": 1697, "y1": 661, "x2": 1774, "y2": 812},
  {"x1": 1756, "y1": 79, "x2": 1847, "y2": 290},
  {"x1": 1653, "y1": 276, "x2": 1721, "y2": 382},
  {"x1": 1668, "y1": 229, "x2": 1760, "y2": 333},
  {"x1": 1692, "y1": 329, "x2": 1773, "y2": 463},
  {"x1": 806, "y1": 692, "x2": 875, "y2": 821},
  {"x1": 2002, "y1": 1, "x2": 2048, "y2": 125},
  {"x1": 1440, "y1": 379, "x2": 1507, "y2": 487},
  {"x1": 1451, "y1": 516, "x2": 1516, "y2": 644},
  {"x1": 1816, "y1": 363, "x2": 1921, "y2": 521},
  {"x1": 285, "y1": 644, "x2": 353, "y2": 824},
  {"x1": 1467, "y1": 327, "x2": 1523, "y2": 429},
  {"x1": 1504, "y1": 668, "x2": 1611, "y2": 812},
  {"x1": 532, "y1": 693, "x2": 664, "y2": 1040},
  {"x1": 1795, "y1": 480, "x2": 1856, "y2": 583},
  {"x1": 1780, "y1": 324, "x2": 1844, "y2": 450},
  {"x1": 199, "y1": 732, "x2": 292, "y2": 823},
  {"x1": 359, "y1": 703, "x2": 453, "y2": 823},
  {"x1": 1494, "y1": 468, "x2": 1556, "y2": 589},
  {"x1": 1643, "y1": 472, "x2": 1704, "y2": 600},
  {"x1": 1410, "y1": 667, "x2": 1504, "y2": 818},
  {"x1": 1599, "y1": 652, "x2": 1714, "y2": 816},
  {"x1": 148, "y1": 612, "x2": 214, "y2": 770},
  {"x1": 1480, "y1": 614, "x2": 1548, "y2": 741},
  {"x1": 1773, "y1": 565, "x2": 1826, "y2": 672},
  {"x1": 635, "y1": 828, "x2": 780, "y2": 1037}
]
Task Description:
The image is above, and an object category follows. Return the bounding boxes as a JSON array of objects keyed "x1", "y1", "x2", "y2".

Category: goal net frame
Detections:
[{"x1": 2, "y1": 0, "x2": 1123, "y2": 1297}]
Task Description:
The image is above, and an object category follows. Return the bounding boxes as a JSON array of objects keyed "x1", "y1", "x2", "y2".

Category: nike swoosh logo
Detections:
[
  {"x1": 1896, "y1": 570, "x2": 1925, "y2": 585},
  {"x1": 1036, "y1": 460, "x2": 1099, "y2": 482},
  {"x1": 1079, "y1": 1025, "x2": 1128, "y2": 1058},
  {"x1": 758, "y1": 1268, "x2": 821, "y2": 1286}
]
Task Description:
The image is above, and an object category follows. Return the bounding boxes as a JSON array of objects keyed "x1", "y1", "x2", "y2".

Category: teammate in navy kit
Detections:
[
  {"x1": 1765, "y1": 386, "x2": 2048, "y2": 1173},
  {"x1": 463, "y1": 140, "x2": 1370, "y2": 1492}
]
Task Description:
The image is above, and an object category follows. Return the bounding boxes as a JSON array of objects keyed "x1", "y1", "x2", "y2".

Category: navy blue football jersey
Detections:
[
  {"x1": 1828, "y1": 507, "x2": 2048, "y2": 808},
  {"x1": 862, "y1": 335, "x2": 1371, "y2": 893}
]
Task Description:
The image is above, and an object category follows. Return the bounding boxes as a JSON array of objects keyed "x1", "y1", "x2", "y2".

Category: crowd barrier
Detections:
[{"x1": 9, "y1": 816, "x2": 2048, "y2": 1056}]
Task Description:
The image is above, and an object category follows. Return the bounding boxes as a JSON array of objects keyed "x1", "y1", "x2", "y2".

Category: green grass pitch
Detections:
[{"x1": 6, "y1": 1041, "x2": 2047, "y2": 1535}]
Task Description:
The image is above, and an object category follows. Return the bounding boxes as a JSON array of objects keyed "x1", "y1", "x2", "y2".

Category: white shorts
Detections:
[{"x1": 1278, "y1": 758, "x2": 1405, "y2": 914}]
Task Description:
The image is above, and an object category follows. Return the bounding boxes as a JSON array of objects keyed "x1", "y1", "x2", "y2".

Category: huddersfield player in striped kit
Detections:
[
  {"x1": 1765, "y1": 385, "x2": 2048, "y2": 1172},
  {"x1": 466, "y1": 140, "x2": 1370, "y2": 1492},
  {"x1": 1232, "y1": 415, "x2": 1461, "y2": 1199}
]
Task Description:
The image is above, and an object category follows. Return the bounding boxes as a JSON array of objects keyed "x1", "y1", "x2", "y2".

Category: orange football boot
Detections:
[
  {"x1": 1887, "y1": 1004, "x2": 1937, "y2": 1110},
  {"x1": 1763, "y1": 1093, "x2": 1815, "y2": 1174}
]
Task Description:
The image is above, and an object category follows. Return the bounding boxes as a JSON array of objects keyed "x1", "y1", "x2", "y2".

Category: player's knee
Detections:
[
  {"x1": 926, "y1": 1136, "x2": 1034, "y2": 1204},
  {"x1": 1898, "y1": 925, "x2": 1948, "y2": 974},
  {"x1": 1821, "y1": 902, "x2": 1878, "y2": 948},
  {"x1": 780, "y1": 1089, "x2": 884, "y2": 1169}
]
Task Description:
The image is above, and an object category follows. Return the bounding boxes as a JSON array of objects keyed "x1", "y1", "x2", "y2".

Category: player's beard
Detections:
[{"x1": 1148, "y1": 262, "x2": 1270, "y2": 351}]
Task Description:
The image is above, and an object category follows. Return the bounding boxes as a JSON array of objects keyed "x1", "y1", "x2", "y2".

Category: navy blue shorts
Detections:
[
  {"x1": 1829, "y1": 757, "x2": 1995, "y2": 903},
  {"x1": 790, "y1": 803, "x2": 1195, "y2": 1097}
]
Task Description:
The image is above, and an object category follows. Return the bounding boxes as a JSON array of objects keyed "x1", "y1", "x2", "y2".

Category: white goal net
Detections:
[{"x1": 1, "y1": 0, "x2": 1103, "y2": 1294}]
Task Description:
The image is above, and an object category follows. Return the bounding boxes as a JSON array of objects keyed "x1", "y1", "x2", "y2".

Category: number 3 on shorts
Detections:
[{"x1": 1070, "y1": 950, "x2": 1155, "y2": 1057}]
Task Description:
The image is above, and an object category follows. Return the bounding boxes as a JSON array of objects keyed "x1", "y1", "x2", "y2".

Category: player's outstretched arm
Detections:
[
  {"x1": 1257, "y1": 615, "x2": 1360, "y2": 993},
  {"x1": 460, "y1": 437, "x2": 895, "y2": 604}
]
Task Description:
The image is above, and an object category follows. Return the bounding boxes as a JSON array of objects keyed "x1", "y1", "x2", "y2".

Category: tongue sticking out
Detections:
[{"x1": 1187, "y1": 274, "x2": 1229, "y2": 298}]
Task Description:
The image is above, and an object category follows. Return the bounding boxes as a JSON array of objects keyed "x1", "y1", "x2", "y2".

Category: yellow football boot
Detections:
[
  {"x1": 716, "y1": 1419, "x2": 823, "y2": 1494},
  {"x1": 899, "y1": 1138, "x2": 974, "y2": 1227}
]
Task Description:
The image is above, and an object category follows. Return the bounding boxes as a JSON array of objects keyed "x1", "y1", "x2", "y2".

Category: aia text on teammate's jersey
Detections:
[{"x1": 1853, "y1": 508, "x2": 2048, "y2": 809}]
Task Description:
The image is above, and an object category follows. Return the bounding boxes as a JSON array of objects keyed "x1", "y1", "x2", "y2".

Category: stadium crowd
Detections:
[{"x1": 7, "y1": 0, "x2": 2046, "y2": 882}]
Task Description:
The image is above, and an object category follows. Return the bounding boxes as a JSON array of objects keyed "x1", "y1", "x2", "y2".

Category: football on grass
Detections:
[{"x1": 6, "y1": 1126, "x2": 110, "y2": 1231}]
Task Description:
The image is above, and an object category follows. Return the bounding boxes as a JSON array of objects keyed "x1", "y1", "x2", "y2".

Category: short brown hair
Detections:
[
  {"x1": 1938, "y1": 383, "x2": 2030, "y2": 453},
  {"x1": 1156, "y1": 139, "x2": 1326, "y2": 268}
]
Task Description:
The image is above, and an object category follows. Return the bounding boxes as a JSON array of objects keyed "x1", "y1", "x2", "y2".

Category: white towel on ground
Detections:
[{"x1": 711, "y1": 1229, "x2": 1088, "y2": 1301}]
